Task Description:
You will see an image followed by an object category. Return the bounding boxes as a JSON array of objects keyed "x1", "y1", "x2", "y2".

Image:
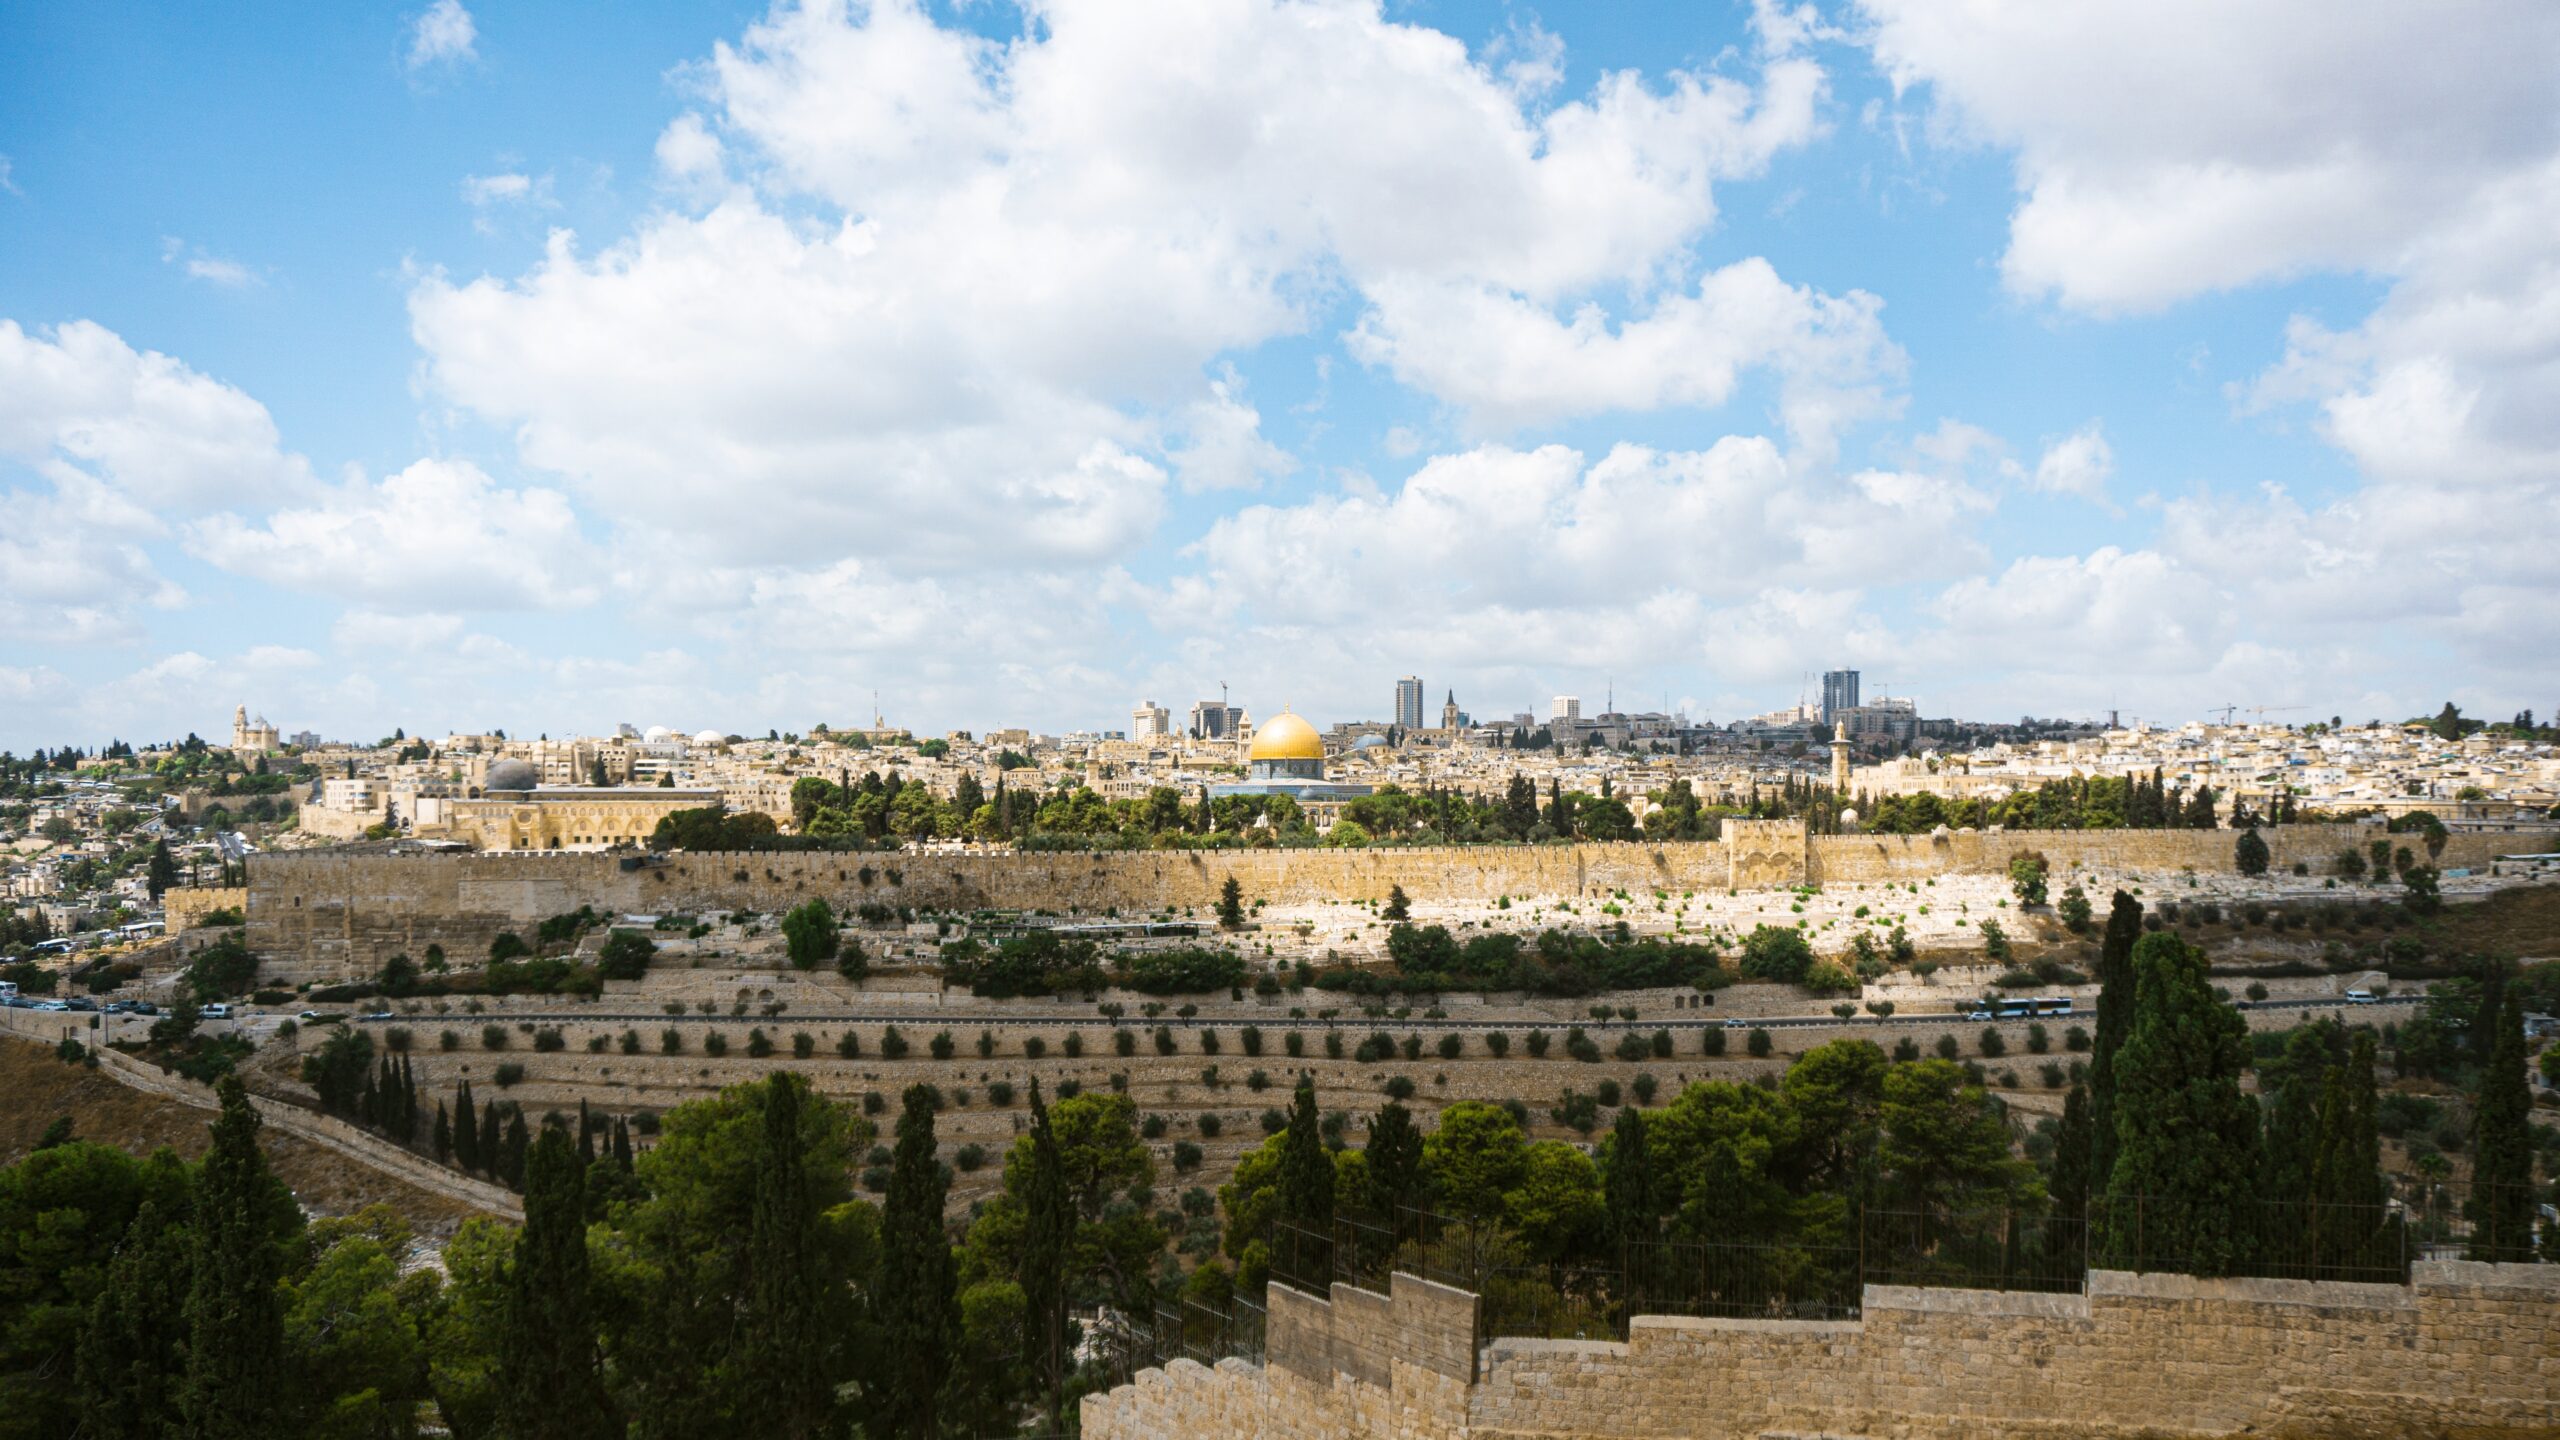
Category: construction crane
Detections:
[
  {"x1": 2210, "y1": 704, "x2": 2240, "y2": 725},
  {"x1": 2248, "y1": 705, "x2": 2305, "y2": 721}
]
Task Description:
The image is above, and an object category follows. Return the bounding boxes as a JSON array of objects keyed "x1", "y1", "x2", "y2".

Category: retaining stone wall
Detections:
[{"x1": 1083, "y1": 1264, "x2": 2560, "y2": 1440}]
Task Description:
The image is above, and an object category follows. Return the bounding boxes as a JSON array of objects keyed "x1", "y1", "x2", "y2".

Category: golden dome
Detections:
[{"x1": 1247, "y1": 711, "x2": 1325, "y2": 763}]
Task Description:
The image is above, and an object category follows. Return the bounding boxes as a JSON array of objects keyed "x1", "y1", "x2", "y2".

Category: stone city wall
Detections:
[
  {"x1": 1084, "y1": 1263, "x2": 2560, "y2": 1440},
  {"x1": 163, "y1": 886, "x2": 248, "y2": 935},
  {"x1": 241, "y1": 823, "x2": 2559, "y2": 979},
  {"x1": 1808, "y1": 821, "x2": 2546, "y2": 885}
]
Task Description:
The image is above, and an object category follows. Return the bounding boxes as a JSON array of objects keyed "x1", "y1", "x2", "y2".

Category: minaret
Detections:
[
  {"x1": 1441, "y1": 690, "x2": 1461, "y2": 731},
  {"x1": 1830, "y1": 720, "x2": 1851, "y2": 795}
]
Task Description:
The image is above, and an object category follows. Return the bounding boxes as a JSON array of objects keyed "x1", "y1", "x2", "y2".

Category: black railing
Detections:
[{"x1": 1264, "y1": 1190, "x2": 2491, "y2": 1350}]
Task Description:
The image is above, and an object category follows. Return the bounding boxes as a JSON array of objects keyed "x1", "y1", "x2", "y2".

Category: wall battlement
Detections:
[
  {"x1": 1083, "y1": 1263, "x2": 2560, "y2": 1439},
  {"x1": 234, "y1": 822, "x2": 2556, "y2": 979}
]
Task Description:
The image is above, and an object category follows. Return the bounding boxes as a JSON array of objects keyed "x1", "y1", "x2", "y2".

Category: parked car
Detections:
[
  {"x1": 2345, "y1": 988, "x2": 2379, "y2": 1004},
  {"x1": 126, "y1": 1001, "x2": 159, "y2": 1016},
  {"x1": 199, "y1": 1003, "x2": 232, "y2": 1019}
]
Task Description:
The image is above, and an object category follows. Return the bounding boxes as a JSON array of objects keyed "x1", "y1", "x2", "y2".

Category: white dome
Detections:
[
  {"x1": 692, "y1": 729, "x2": 726, "y2": 747},
  {"x1": 643, "y1": 725, "x2": 677, "y2": 743},
  {"x1": 1839, "y1": 808, "x2": 1859, "y2": 826}
]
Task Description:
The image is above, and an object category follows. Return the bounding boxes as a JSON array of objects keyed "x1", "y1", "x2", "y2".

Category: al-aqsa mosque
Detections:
[{"x1": 1208, "y1": 709, "x2": 1373, "y2": 805}]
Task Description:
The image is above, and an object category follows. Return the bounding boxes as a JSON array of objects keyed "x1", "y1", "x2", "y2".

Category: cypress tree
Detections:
[
  {"x1": 2046, "y1": 1084, "x2": 2093, "y2": 1269},
  {"x1": 2468, "y1": 996, "x2": 2535, "y2": 1261},
  {"x1": 578, "y1": 1098, "x2": 596, "y2": 1166},
  {"x1": 1363, "y1": 1102, "x2": 1425, "y2": 1224},
  {"x1": 611, "y1": 1117, "x2": 633, "y2": 1172},
  {"x1": 1277, "y1": 1077, "x2": 1333, "y2": 1280},
  {"x1": 497, "y1": 1126, "x2": 617, "y2": 1440},
  {"x1": 1018, "y1": 1080, "x2": 1072, "y2": 1432},
  {"x1": 2086, "y1": 891, "x2": 2142, "y2": 1189},
  {"x1": 747, "y1": 1074, "x2": 834, "y2": 1438},
  {"x1": 1602, "y1": 1104, "x2": 1654, "y2": 1247},
  {"x1": 455, "y1": 1081, "x2": 482, "y2": 1172},
  {"x1": 2310, "y1": 1032, "x2": 2391, "y2": 1275},
  {"x1": 483, "y1": 1098, "x2": 505, "y2": 1173},
  {"x1": 873, "y1": 1084, "x2": 956, "y2": 1440},
  {"x1": 401, "y1": 1057, "x2": 420, "y2": 1141},
  {"x1": 433, "y1": 1102, "x2": 452, "y2": 1164},
  {"x1": 77, "y1": 1200, "x2": 193, "y2": 1440},
  {"x1": 501, "y1": 1111, "x2": 531, "y2": 1192},
  {"x1": 181, "y1": 1076, "x2": 288, "y2": 1439},
  {"x1": 2100, "y1": 933, "x2": 2259, "y2": 1275},
  {"x1": 2259, "y1": 1021, "x2": 2342, "y2": 1207}
]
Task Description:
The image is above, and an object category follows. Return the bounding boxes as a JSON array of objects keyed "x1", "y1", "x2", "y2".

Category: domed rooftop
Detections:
[
  {"x1": 691, "y1": 729, "x2": 726, "y2": 748},
  {"x1": 485, "y1": 759, "x2": 538, "y2": 791},
  {"x1": 1248, "y1": 711, "x2": 1324, "y2": 763}
]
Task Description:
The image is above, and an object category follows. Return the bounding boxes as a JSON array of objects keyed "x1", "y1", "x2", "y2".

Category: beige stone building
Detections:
[{"x1": 426, "y1": 787, "x2": 719, "y2": 851}]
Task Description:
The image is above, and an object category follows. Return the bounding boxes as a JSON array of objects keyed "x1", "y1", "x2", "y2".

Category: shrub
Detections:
[
  {"x1": 661, "y1": 1028, "x2": 684, "y2": 1055},
  {"x1": 1171, "y1": 1140, "x2": 1204, "y2": 1172},
  {"x1": 1141, "y1": 1112, "x2": 1168, "y2": 1139},
  {"x1": 1383, "y1": 1075, "x2": 1416, "y2": 1100},
  {"x1": 1260, "y1": 1108, "x2": 1286, "y2": 1134},
  {"x1": 988, "y1": 1079, "x2": 1015, "y2": 1106},
  {"x1": 1739, "y1": 925, "x2": 1814, "y2": 983},
  {"x1": 1023, "y1": 1036, "x2": 1047, "y2": 1058},
  {"x1": 703, "y1": 1032, "x2": 729, "y2": 1057},
  {"x1": 1200, "y1": 1029, "x2": 1221, "y2": 1055},
  {"x1": 977, "y1": 1030, "x2": 996, "y2": 1059},
  {"x1": 439, "y1": 1029, "x2": 461, "y2": 1052},
  {"x1": 747, "y1": 1028, "x2": 775, "y2": 1058},
  {"x1": 1525, "y1": 1031, "x2": 1551, "y2": 1058},
  {"x1": 1612, "y1": 1031, "x2": 1649, "y2": 1062},
  {"x1": 2057, "y1": 885, "x2": 2093, "y2": 933},
  {"x1": 1566, "y1": 1028, "x2": 1602, "y2": 1063},
  {"x1": 1745, "y1": 1028, "x2": 1772, "y2": 1058},
  {"x1": 2025, "y1": 1023, "x2": 2049, "y2": 1055},
  {"x1": 493, "y1": 1062, "x2": 525, "y2": 1088},
  {"x1": 793, "y1": 1030, "x2": 816, "y2": 1058},
  {"x1": 1935, "y1": 1034, "x2": 1960, "y2": 1061},
  {"x1": 2039, "y1": 1062, "x2": 2066, "y2": 1089},
  {"x1": 1702, "y1": 1028, "x2": 1727, "y2": 1057},
  {"x1": 1892, "y1": 1036, "x2": 1921, "y2": 1062},
  {"x1": 1594, "y1": 1078, "x2": 1622, "y2": 1107},
  {"x1": 930, "y1": 1030, "x2": 957, "y2": 1060},
  {"x1": 1401, "y1": 1034, "x2": 1422, "y2": 1062},
  {"x1": 598, "y1": 929, "x2": 657, "y2": 981},
  {"x1": 1631, "y1": 1073, "x2": 1658, "y2": 1104},
  {"x1": 1197, "y1": 1112, "x2": 1223, "y2": 1137},
  {"x1": 1485, "y1": 1031, "x2": 1511, "y2": 1058},
  {"x1": 2064, "y1": 1025, "x2": 2091, "y2": 1053},
  {"x1": 480, "y1": 1024, "x2": 508, "y2": 1051},
  {"x1": 619, "y1": 1029, "x2": 641, "y2": 1055},
  {"x1": 837, "y1": 1031, "x2": 861, "y2": 1058},
  {"x1": 1153, "y1": 1026, "x2": 1177, "y2": 1057},
  {"x1": 954, "y1": 1143, "x2": 988, "y2": 1173},
  {"x1": 1239, "y1": 1025, "x2": 1263, "y2": 1056},
  {"x1": 1324, "y1": 1031, "x2": 1345, "y2": 1059},
  {"x1": 2245, "y1": 981, "x2": 2269, "y2": 1001},
  {"x1": 1062, "y1": 1032, "x2": 1084, "y2": 1058},
  {"x1": 533, "y1": 1028, "x2": 565, "y2": 1053},
  {"x1": 383, "y1": 1026, "x2": 413, "y2": 1052},
  {"x1": 1284, "y1": 1031, "x2": 1305, "y2": 1058},
  {"x1": 1978, "y1": 1028, "x2": 2006, "y2": 1058},
  {"x1": 881, "y1": 1026, "x2": 910, "y2": 1059},
  {"x1": 1115, "y1": 1028, "x2": 1137, "y2": 1057}
]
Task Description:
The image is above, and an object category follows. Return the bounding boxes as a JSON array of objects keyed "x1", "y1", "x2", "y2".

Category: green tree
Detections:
[
  {"x1": 2100, "y1": 934, "x2": 2259, "y2": 1275},
  {"x1": 2007, "y1": 852, "x2": 2048, "y2": 908},
  {"x1": 76, "y1": 1199, "x2": 193, "y2": 1440},
  {"x1": 2468, "y1": 996, "x2": 2536, "y2": 1261},
  {"x1": 873, "y1": 1086, "x2": 956, "y2": 1440},
  {"x1": 781, "y1": 899, "x2": 839, "y2": 971},
  {"x1": 2234, "y1": 827, "x2": 2270, "y2": 877},
  {"x1": 181, "y1": 1076, "x2": 295, "y2": 1440},
  {"x1": 1361, "y1": 1102, "x2": 1425, "y2": 1223},
  {"x1": 1879, "y1": 1060, "x2": 2037, "y2": 1219},
  {"x1": 1382, "y1": 884, "x2": 1411, "y2": 922},
  {"x1": 2046, "y1": 1085, "x2": 2093, "y2": 1261},
  {"x1": 745, "y1": 1075, "x2": 834, "y2": 1438},
  {"x1": 146, "y1": 840, "x2": 179, "y2": 900},
  {"x1": 2086, "y1": 891, "x2": 2141, "y2": 1189},
  {"x1": 1602, "y1": 1104, "x2": 1655, "y2": 1247},
  {"x1": 1276, "y1": 1078, "x2": 1334, "y2": 1263},
  {"x1": 1016, "y1": 1081, "x2": 1072, "y2": 1431},
  {"x1": 1216, "y1": 876, "x2": 1246, "y2": 929},
  {"x1": 1421, "y1": 1100, "x2": 1528, "y2": 1221},
  {"x1": 497, "y1": 1127, "x2": 615, "y2": 1440}
]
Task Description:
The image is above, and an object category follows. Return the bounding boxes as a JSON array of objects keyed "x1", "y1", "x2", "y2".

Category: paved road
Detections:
[{"x1": 348, "y1": 993, "x2": 2418, "y2": 1033}]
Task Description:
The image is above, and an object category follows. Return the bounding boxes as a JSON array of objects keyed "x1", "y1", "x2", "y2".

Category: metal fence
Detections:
[{"x1": 1265, "y1": 1192, "x2": 2468, "y2": 1349}]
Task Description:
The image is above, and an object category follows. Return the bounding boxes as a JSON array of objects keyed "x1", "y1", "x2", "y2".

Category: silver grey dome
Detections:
[{"x1": 485, "y1": 759, "x2": 539, "y2": 791}]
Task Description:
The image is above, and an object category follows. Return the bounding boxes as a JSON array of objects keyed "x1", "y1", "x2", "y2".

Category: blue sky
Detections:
[{"x1": 2, "y1": 0, "x2": 2553, "y2": 750}]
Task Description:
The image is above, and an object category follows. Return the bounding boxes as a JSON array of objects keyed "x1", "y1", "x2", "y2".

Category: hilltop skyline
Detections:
[{"x1": 4, "y1": 1, "x2": 2556, "y2": 751}]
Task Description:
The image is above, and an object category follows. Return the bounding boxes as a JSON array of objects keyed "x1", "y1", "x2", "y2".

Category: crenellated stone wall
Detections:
[
  {"x1": 240, "y1": 822, "x2": 2558, "y2": 979},
  {"x1": 1084, "y1": 1264, "x2": 2560, "y2": 1440}
]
